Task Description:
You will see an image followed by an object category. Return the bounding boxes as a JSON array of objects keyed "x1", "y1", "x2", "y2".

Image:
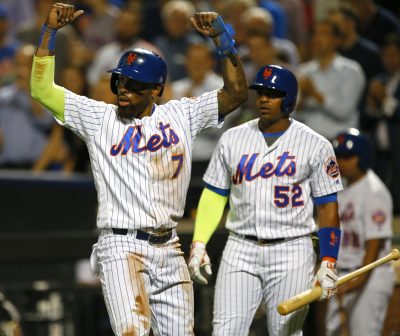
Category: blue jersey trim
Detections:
[
  {"x1": 262, "y1": 131, "x2": 285, "y2": 137},
  {"x1": 313, "y1": 193, "x2": 337, "y2": 205},
  {"x1": 204, "y1": 183, "x2": 230, "y2": 196}
]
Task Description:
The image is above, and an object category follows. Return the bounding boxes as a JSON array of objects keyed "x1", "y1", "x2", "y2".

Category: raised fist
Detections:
[
  {"x1": 190, "y1": 12, "x2": 219, "y2": 37},
  {"x1": 46, "y1": 2, "x2": 84, "y2": 29}
]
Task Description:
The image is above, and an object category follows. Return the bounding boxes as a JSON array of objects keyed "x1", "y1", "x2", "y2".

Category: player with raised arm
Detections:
[
  {"x1": 188, "y1": 65, "x2": 343, "y2": 335},
  {"x1": 30, "y1": 3, "x2": 247, "y2": 336}
]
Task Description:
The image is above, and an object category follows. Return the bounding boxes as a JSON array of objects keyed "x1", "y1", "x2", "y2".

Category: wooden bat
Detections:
[{"x1": 277, "y1": 248, "x2": 400, "y2": 316}]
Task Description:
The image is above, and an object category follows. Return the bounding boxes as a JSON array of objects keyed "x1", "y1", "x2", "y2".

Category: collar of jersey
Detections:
[{"x1": 262, "y1": 130, "x2": 285, "y2": 137}]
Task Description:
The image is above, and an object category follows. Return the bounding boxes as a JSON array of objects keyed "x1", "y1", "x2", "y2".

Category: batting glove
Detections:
[
  {"x1": 90, "y1": 243, "x2": 100, "y2": 277},
  {"x1": 188, "y1": 241, "x2": 212, "y2": 285},
  {"x1": 312, "y1": 260, "x2": 338, "y2": 300}
]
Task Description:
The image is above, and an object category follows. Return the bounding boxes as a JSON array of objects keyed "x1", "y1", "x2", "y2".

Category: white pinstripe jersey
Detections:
[
  {"x1": 337, "y1": 170, "x2": 393, "y2": 269},
  {"x1": 59, "y1": 89, "x2": 221, "y2": 230},
  {"x1": 204, "y1": 118, "x2": 343, "y2": 238}
]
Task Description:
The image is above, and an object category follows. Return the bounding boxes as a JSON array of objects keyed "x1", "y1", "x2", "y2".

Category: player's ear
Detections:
[{"x1": 152, "y1": 85, "x2": 162, "y2": 98}]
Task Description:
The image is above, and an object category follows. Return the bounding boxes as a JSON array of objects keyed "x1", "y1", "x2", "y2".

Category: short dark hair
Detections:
[
  {"x1": 317, "y1": 19, "x2": 344, "y2": 39},
  {"x1": 336, "y1": 5, "x2": 359, "y2": 26},
  {"x1": 382, "y1": 33, "x2": 400, "y2": 51}
]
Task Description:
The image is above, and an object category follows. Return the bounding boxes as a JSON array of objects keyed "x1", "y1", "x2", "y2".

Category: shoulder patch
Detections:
[
  {"x1": 372, "y1": 210, "x2": 386, "y2": 226},
  {"x1": 325, "y1": 157, "x2": 340, "y2": 179}
]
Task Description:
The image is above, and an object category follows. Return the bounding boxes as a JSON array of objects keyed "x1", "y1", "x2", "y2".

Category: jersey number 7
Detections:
[{"x1": 171, "y1": 154, "x2": 184, "y2": 179}]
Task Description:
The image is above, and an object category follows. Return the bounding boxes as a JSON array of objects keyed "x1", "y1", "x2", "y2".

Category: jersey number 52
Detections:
[{"x1": 274, "y1": 185, "x2": 304, "y2": 207}]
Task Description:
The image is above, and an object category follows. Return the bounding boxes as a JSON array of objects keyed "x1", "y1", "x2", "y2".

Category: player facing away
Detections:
[
  {"x1": 188, "y1": 65, "x2": 344, "y2": 336},
  {"x1": 30, "y1": 3, "x2": 248, "y2": 336},
  {"x1": 326, "y1": 129, "x2": 394, "y2": 336}
]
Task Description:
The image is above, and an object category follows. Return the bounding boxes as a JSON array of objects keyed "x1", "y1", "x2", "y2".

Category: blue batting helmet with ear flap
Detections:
[
  {"x1": 249, "y1": 65, "x2": 298, "y2": 114},
  {"x1": 332, "y1": 128, "x2": 371, "y2": 171},
  {"x1": 108, "y1": 48, "x2": 167, "y2": 96}
]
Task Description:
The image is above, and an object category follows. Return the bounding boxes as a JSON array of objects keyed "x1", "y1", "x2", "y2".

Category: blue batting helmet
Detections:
[
  {"x1": 332, "y1": 128, "x2": 371, "y2": 171},
  {"x1": 249, "y1": 65, "x2": 298, "y2": 114},
  {"x1": 108, "y1": 48, "x2": 167, "y2": 96}
]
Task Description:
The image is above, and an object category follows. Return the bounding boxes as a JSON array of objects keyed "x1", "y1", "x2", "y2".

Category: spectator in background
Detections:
[
  {"x1": 0, "y1": 5, "x2": 19, "y2": 87},
  {"x1": 222, "y1": 0, "x2": 257, "y2": 48},
  {"x1": 277, "y1": 0, "x2": 307, "y2": 47},
  {"x1": 171, "y1": 42, "x2": 224, "y2": 174},
  {"x1": 328, "y1": 5, "x2": 384, "y2": 133},
  {"x1": 328, "y1": 5, "x2": 383, "y2": 83},
  {"x1": 137, "y1": 0, "x2": 166, "y2": 41},
  {"x1": 87, "y1": 2, "x2": 162, "y2": 86},
  {"x1": 153, "y1": 0, "x2": 204, "y2": 82},
  {"x1": 256, "y1": 0, "x2": 287, "y2": 38},
  {"x1": 14, "y1": 0, "x2": 73, "y2": 82},
  {"x1": 244, "y1": 31, "x2": 292, "y2": 80},
  {"x1": 192, "y1": 0, "x2": 226, "y2": 13},
  {"x1": 343, "y1": 0, "x2": 400, "y2": 47},
  {"x1": 89, "y1": 74, "x2": 118, "y2": 105},
  {"x1": 77, "y1": 0, "x2": 120, "y2": 51},
  {"x1": 0, "y1": 0, "x2": 34, "y2": 37},
  {"x1": 239, "y1": 6, "x2": 300, "y2": 67},
  {"x1": 297, "y1": 20, "x2": 365, "y2": 140},
  {"x1": 33, "y1": 65, "x2": 91, "y2": 173},
  {"x1": 0, "y1": 44, "x2": 55, "y2": 169},
  {"x1": 170, "y1": 41, "x2": 242, "y2": 215},
  {"x1": 366, "y1": 34, "x2": 400, "y2": 214}
]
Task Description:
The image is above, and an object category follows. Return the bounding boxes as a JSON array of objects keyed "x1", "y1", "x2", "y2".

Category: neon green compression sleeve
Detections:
[
  {"x1": 192, "y1": 188, "x2": 228, "y2": 244},
  {"x1": 30, "y1": 55, "x2": 65, "y2": 122}
]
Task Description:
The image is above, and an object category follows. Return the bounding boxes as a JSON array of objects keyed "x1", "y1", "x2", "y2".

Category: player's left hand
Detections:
[
  {"x1": 190, "y1": 12, "x2": 219, "y2": 37},
  {"x1": 312, "y1": 259, "x2": 338, "y2": 300},
  {"x1": 188, "y1": 241, "x2": 212, "y2": 285}
]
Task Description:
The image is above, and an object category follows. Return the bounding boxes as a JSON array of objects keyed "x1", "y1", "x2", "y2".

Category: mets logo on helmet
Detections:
[
  {"x1": 263, "y1": 68, "x2": 273, "y2": 79},
  {"x1": 325, "y1": 157, "x2": 340, "y2": 179},
  {"x1": 126, "y1": 52, "x2": 137, "y2": 65}
]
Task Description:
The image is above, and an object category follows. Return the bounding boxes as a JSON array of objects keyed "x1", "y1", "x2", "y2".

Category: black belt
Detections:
[
  {"x1": 112, "y1": 228, "x2": 173, "y2": 245},
  {"x1": 233, "y1": 232, "x2": 287, "y2": 245},
  {"x1": 338, "y1": 267, "x2": 357, "y2": 273}
]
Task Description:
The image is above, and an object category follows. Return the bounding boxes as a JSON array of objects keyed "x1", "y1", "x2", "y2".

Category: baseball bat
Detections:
[{"x1": 277, "y1": 248, "x2": 400, "y2": 316}]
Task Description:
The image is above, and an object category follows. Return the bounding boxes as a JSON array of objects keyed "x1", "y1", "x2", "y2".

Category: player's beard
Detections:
[{"x1": 116, "y1": 93, "x2": 151, "y2": 122}]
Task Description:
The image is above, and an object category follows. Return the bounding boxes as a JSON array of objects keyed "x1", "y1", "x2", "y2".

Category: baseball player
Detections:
[
  {"x1": 326, "y1": 129, "x2": 394, "y2": 336},
  {"x1": 188, "y1": 65, "x2": 344, "y2": 336},
  {"x1": 30, "y1": 3, "x2": 247, "y2": 336}
]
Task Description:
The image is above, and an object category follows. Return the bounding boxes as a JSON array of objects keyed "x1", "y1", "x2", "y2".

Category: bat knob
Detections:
[
  {"x1": 392, "y1": 249, "x2": 400, "y2": 260},
  {"x1": 277, "y1": 304, "x2": 289, "y2": 316}
]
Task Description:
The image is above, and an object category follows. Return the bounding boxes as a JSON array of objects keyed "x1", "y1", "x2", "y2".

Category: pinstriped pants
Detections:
[
  {"x1": 213, "y1": 234, "x2": 316, "y2": 336},
  {"x1": 95, "y1": 231, "x2": 194, "y2": 336}
]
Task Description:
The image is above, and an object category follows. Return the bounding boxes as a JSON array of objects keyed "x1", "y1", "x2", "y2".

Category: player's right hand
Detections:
[
  {"x1": 190, "y1": 12, "x2": 219, "y2": 38},
  {"x1": 46, "y1": 3, "x2": 84, "y2": 29},
  {"x1": 188, "y1": 241, "x2": 212, "y2": 285},
  {"x1": 312, "y1": 259, "x2": 338, "y2": 300}
]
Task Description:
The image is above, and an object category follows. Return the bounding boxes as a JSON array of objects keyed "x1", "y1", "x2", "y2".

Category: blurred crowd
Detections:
[{"x1": 0, "y1": 0, "x2": 399, "y2": 212}]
